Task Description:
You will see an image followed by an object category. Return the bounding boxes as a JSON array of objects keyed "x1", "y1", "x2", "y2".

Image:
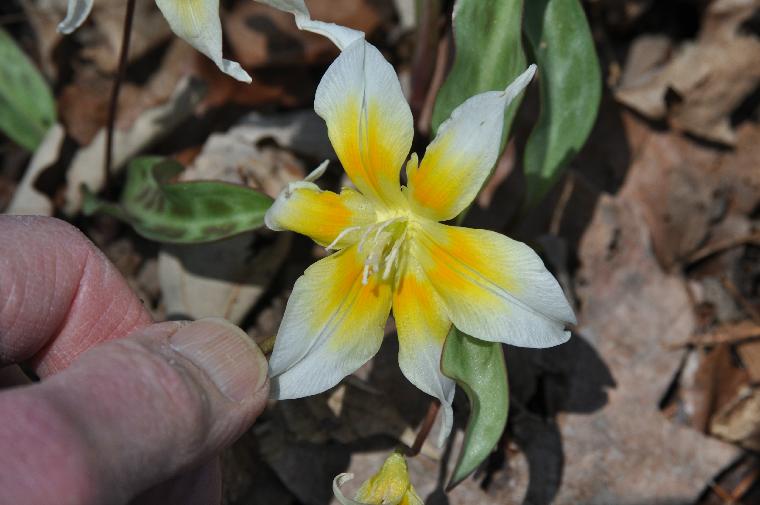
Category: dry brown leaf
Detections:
[
  {"x1": 554, "y1": 194, "x2": 739, "y2": 504},
  {"x1": 615, "y1": 0, "x2": 760, "y2": 144},
  {"x1": 738, "y1": 340, "x2": 760, "y2": 384},
  {"x1": 158, "y1": 232, "x2": 290, "y2": 324},
  {"x1": 674, "y1": 344, "x2": 749, "y2": 435},
  {"x1": 57, "y1": 68, "x2": 145, "y2": 146},
  {"x1": 6, "y1": 124, "x2": 64, "y2": 216},
  {"x1": 157, "y1": 111, "x2": 325, "y2": 324},
  {"x1": 711, "y1": 385, "x2": 760, "y2": 450},
  {"x1": 179, "y1": 110, "x2": 334, "y2": 190},
  {"x1": 62, "y1": 76, "x2": 206, "y2": 215},
  {"x1": 619, "y1": 125, "x2": 721, "y2": 268},
  {"x1": 24, "y1": 0, "x2": 171, "y2": 76},
  {"x1": 80, "y1": 0, "x2": 171, "y2": 74},
  {"x1": 224, "y1": 0, "x2": 386, "y2": 69},
  {"x1": 21, "y1": 0, "x2": 66, "y2": 78},
  {"x1": 718, "y1": 122, "x2": 760, "y2": 215}
]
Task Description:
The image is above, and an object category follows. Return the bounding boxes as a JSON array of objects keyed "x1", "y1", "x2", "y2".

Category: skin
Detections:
[{"x1": 0, "y1": 215, "x2": 270, "y2": 505}]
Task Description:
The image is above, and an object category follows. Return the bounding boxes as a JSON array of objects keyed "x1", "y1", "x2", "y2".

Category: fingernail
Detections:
[{"x1": 170, "y1": 318, "x2": 268, "y2": 402}]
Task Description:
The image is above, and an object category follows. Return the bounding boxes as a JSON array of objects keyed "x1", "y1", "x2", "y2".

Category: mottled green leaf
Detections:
[
  {"x1": 430, "y1": 0, "x2": 526, "y2": 138},
  {"x1": 0, "y1": 29, "x2": 56, "y2": 151},
  {"x1": 441, "y1": 328, "x2": 508, "y2": 489},
  {"x1": 523, "y1": 0, "x2": 601, "y2": 208},
  {"x1": 83, "y1": 156, "x2": 273, "y2": 243}
]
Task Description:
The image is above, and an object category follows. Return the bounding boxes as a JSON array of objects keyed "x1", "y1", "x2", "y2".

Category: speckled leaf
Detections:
[
  {"x1": 0, "y1": 29, "x2": 56, "y2": 151},
  {"x1": 430, "y1": 0, "x2": 526, "y2": 139},
  {"x1": 83, "y1": 156, "x2": 272, "y2": 243},
  {"x1": 441, "y1": 328, "x2": 508, "y2": 489},
  {"x1": 523, "y1": 0, "x2": 601, "y2": 207}
]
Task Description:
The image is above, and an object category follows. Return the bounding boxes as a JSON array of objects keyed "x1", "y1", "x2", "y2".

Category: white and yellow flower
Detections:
[
  {"x1": 58, "y1": 0, "x2": 251, "y2": 82},
  {"x1": 262, "y1": 1, "x2": 576, "y2": 442},
  {"x1": 333, "y1": 452, "x2": 422, "y2": 505}
]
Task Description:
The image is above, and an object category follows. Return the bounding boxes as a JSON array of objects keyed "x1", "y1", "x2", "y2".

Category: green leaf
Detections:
[
  {"x1": 441, "y1": 328, "x2": 508, "y2": 489},
  {"x1": 0, "y1": 29, "x2": 56, "y2": 151},
  {"x1": 83, "y1": 156, "x2": 273, "y2": 243},
  {"x1": 430, "y1": 0, "x2": 526, "y2": 138},
  {"x1": 522, "y1": 0, "x2": 601, "y2": 208}
]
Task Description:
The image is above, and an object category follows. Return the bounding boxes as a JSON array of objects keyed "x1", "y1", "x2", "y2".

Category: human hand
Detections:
[{"x1": 0, "y1": 216, "x2": 269, "y2": 505}]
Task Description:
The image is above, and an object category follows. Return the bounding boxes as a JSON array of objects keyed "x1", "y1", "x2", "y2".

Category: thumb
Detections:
[{"x1": 0, "y1": 318, "x2": 269, "y2": 505}]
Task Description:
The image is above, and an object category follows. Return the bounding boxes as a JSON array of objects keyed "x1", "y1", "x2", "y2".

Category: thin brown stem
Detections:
[
  {"x1": 407, "y1": 401, "x2": 440, "y2": 457},
  {"x1": 104, "y1": 0, "x2": 137, "y2": 185},
  {"x1": 686, "y1": 232, "x2": 760, "y2": 266}
]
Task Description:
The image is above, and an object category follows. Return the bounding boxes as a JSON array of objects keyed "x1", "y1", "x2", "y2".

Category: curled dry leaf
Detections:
[
  {"x1": 24, "y1": 0, "x2": 171, "y2": 76},
  {"x1": 711, "y1": 385, "x2": 760, "y2": 451},
  {"x1": 224, "y1": 0, "x2": 386, "y2": 69},
  {"x1": 674, "y1": 345, "x2": 749, "y2": 433},
  {"x1": 615, "y1": 0, "x2": 760, "y2": 144},
  {"x1": 179, "y1": 110, "x2": 335, "y2": 190}
]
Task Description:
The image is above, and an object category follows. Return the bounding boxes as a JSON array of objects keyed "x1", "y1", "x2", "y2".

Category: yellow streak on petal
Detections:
[
  {"x1": 408, "y1": 132, "x2": 460, "y2": 213},
  {"x1": 393, "y1": 270, "x2": 448, "y2": 347},
  {"x1": 329, "y1": 97, "x2": 405, "y2": 207},
  {"x1": 269, "y1": 186, "x2": 374, "y2": 247},
  {"x1": 419, "y1": 223, "x2": 522, "y2": 302},
  {"x1": 315, "y1": 247, "x2": 392, "y2": 351},
  {"x1": 176, "y1": 0, "x2": 206, "y2": 37}
]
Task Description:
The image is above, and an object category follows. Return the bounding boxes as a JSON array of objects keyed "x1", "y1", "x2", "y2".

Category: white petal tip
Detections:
[
  {"x1": 305, "y1": 160, "x2": 330, "y2": 182},
  {"x1": 57, "y1": 17, "x2": 83, "y2": 34},
  {"x1": 263, "y1": 209, "x2": 277, "y2": 232},
  {"x1": 501, "y1": 64, "x2": 538, "y2": 104},
  {"x1": 57, "y1": 0, "x2": 93, "y2": 35},
  {"x1": 220, "y1": 59, "x2": 252, "y2": 83},
  {"x1": 333, "y1": 473, "x2": 364, "y2": 505}
]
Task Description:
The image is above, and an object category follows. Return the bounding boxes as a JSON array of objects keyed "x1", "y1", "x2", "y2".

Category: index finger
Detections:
[{"x1": 0, "y1": 216, "x2": 152, "y2": 377}]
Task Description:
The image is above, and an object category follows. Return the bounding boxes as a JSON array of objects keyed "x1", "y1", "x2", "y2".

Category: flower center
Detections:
[
  {"x1": 323, "y1": 216, "x2": 409, "y2": 286},
  {"x1": 356, "y1": 217, "x2": 409, "y2": 285}
]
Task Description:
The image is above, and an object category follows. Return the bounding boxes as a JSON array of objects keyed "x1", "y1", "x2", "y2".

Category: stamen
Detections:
[
  {"x1": 357, "y1": 217, "x2": 410, "y2": 285},
  {"x1": 372, "y1": 217, "x2": 401, "y2": 242},
  {"x1": 362, "y1": 264, "x2": 370, "y2": 285},
  {"x1": 366, "y1": 231, "x2": 391, "y2": 274},
  {"x1": 382, "y1": 229, "x2": 407, "y2": 280},
  {"x1": 357, "y1": 223, "x2": 376, "y2": 253},
  {"x1": 325, "y1": 225, "x2": 362, "y2": 251}
]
